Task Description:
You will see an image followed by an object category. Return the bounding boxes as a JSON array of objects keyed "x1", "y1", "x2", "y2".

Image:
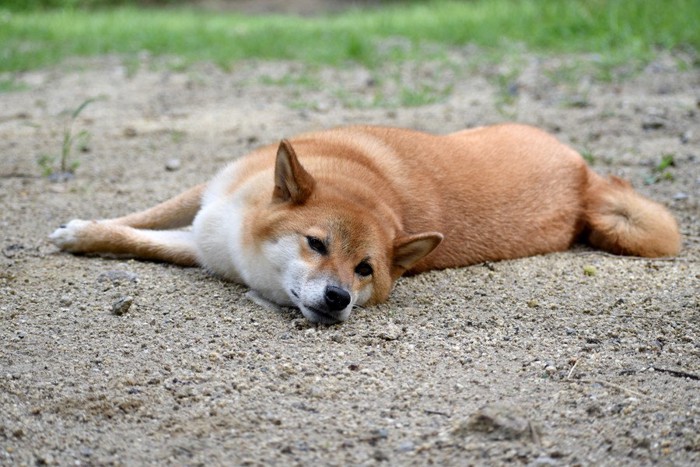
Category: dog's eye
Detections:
[
  {"x1": 306, "y1": 236, "x2": 327, "y2": 255},
  {"x1": 355, "y1": 261, "x2": 373, "y2": 277}
]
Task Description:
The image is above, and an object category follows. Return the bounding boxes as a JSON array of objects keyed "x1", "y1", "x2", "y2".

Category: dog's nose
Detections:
[{"x1": 324, "y1": 285, "x2": 351, "y2": 312}]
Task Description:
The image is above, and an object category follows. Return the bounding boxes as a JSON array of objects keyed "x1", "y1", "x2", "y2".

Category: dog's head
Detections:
[{"x1": 251, "y1": 139, "x2": 442, "y2": 324}]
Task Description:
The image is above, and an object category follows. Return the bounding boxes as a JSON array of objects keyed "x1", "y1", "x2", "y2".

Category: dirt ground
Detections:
[{"x1": 1, "y1": 45, "x2": 699, "y2": 466}]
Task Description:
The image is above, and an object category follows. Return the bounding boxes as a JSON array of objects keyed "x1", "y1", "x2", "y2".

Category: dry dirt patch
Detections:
[{"x1": 1, "y1": 51, "x2": 699, "y2": 465}]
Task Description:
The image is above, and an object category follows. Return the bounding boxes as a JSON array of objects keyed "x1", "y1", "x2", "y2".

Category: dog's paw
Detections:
[{"x1": 49, "y1": 219, "x2": 93, "y2": 251}]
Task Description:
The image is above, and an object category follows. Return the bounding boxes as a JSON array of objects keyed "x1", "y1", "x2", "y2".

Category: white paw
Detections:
[{"x1": 49, "y1": 219, "x2": 92, "y2": 251}]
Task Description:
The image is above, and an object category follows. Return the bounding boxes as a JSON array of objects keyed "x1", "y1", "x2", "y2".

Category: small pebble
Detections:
[
  {"x1": 59, "y1": 295, "x2": 72, "y2": 307},
  {"x1": 397, "y1": 440, "x2": 415, "y2": 452},
  {"x1": 680, "y1": 130, "x2": 692, "y2": 144},
  {"x1": 315, "y1": 101, "x2": 331, "y2": 113},
  {"x1": 112, "y1": 296, "x2": 133, "y2": 316},
  {"x1": 532, "y1": 456, "x2": 559, "y2": 466},
  {"x1": 641, "y1": 120, "x2": 665, "y2": 130},
  {"x1": 36, "y1": 453, "x2": 55, "y2": 465},
  {"x1": 165, "y1": 158, "x2": 181, "y2": 171},
  {"x1": 48, "y1": 172, "x2": 74, "y2": 183},
  {"x1": 379, "y1": 324, "x2": 401, "y2": 341}
]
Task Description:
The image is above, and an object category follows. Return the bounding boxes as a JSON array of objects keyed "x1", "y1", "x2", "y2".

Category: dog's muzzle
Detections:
[{"x1": 299, "y1": 285, "x2": 353, "y2": 324}]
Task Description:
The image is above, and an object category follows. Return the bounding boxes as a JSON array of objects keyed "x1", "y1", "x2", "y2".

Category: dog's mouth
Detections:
[
  {"x1": 304, "y1": 305, "x2": 343, "y2": 324},
  {"x1": 290, "y1": 288, "x2": 347, "y2": 324}
]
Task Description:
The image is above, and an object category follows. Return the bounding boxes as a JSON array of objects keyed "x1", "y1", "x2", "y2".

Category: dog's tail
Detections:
[{"x1": 583, "y1": 171, "x2": 681, "y2": 257}]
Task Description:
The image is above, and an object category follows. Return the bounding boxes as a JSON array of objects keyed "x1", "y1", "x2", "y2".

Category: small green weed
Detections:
[
  {"x1": 494, "y1": 68, "x2": 521, "y2": 118},
  {"x1": 170, "y1": 129, "x2": 186, "y2": 144},
  {"x1": 544, "y1": 61, "x2": 585, "y2": 86},
  {"x1": 399, "y1": 83, "x2": 453, "y2": 108},
  {"x1": 0, "y1": 78, "x2": 28, "y2": 93},
  {"x1": 656, "y1": 154, "x2": 676, "y2": 172},
  {"x1": 580, "y1": 148, "x2": 596, "y2": 165},
  {"x1": 644, "y1": 154, "x2": 676, "y2": 184},
  {"x1": 121, "y1": 55, "x2": 140, "y2": 78},
  {"x1": 259, "y1": 73, "x2": 320, "y2": 89},
  {"x1": 38, "y1": 97, "x2": 101, "y2": 181}
]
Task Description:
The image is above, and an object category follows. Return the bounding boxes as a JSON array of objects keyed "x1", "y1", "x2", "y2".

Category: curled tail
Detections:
[{"x1": 584, "y1": 171, "x2": 681, "y2": 257}]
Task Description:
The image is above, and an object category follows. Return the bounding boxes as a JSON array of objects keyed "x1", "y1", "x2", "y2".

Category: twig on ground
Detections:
[
  {"x1": 566, "y1": 359, "x2": 579, "y2": 380},
  {"x1": 528, "y1": 421, "x2": 542, "y2": 447},
  {"x1": 651, "y1": 366, "x2": 700, "y2": 381},
  {"x1": 424, "y1": 409, "x2": 451, "y2": 418}
]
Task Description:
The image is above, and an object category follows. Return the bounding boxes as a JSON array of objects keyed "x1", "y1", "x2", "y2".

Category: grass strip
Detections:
[{"x1": 1, "y1": 0, "x2": 698, "y2": 73}]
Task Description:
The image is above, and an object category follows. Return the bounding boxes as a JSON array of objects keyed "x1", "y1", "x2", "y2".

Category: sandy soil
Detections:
[{"x1": 1, "y1": 47, "x2": 699, "y2": 465}]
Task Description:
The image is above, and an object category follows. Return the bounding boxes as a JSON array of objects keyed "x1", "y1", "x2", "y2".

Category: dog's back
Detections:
[
  {"x1": 342, "y1": 124, "x2": 590, "y2": 270},
  {"x1": 266, "y1": 124, "x2": 678, "y2": 272}
]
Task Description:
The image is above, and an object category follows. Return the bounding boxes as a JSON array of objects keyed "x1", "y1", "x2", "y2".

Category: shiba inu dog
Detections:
[{"x1": 50, "y1": 124, "x2": 681, "y2": 323}]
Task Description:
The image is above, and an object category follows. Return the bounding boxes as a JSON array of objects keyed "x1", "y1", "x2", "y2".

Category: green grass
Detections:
[
  {"x1": 0, "y1": 0, "x2": 698, "y2": 73},
  {"x1": 0, "y1": 77, "x2": 29, "y2": 92},
  {"x1": 259, "y1": 73, "x2": 320, "y2": 89}
]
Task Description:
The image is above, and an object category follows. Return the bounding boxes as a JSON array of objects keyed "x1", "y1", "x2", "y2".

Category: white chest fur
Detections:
[{"x1": 192, "y1": 163, "x2": 294, "y2": 306}]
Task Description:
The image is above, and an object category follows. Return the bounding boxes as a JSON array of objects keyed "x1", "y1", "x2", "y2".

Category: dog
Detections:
[{"x1": 49, "y1": 124, "x2": 681, "y2": 323}]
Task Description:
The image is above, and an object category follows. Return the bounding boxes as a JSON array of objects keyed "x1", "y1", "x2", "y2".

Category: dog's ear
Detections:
[
  {"x1": 273, "y1": 139, "x2": 315, "y2": 204},
  {"x1": 392, "y1": 232, "x2": 443, "y2": 276}
]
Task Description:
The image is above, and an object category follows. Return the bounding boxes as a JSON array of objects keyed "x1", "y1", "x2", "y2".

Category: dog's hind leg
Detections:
[
  {"x1": 108, "y1": 183, "x2": 207, "y2": 229},
  {"x1": 49, "y1": 183, "x2": 208, "y2": 265},
  {"x1": 49, "y1": 220, "x2": 199, "y2": 266}
]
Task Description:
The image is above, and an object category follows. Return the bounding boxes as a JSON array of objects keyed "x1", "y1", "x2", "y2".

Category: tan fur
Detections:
[
  {"x1": 109, "y1": 183, "x2": 206, "y2": 230},
  {"x1": 583, "y1": 174, "x2": 681, "y2": 257},
  {"x1": 51, "y1": 123, "x2": 682, "y2": 309}
]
